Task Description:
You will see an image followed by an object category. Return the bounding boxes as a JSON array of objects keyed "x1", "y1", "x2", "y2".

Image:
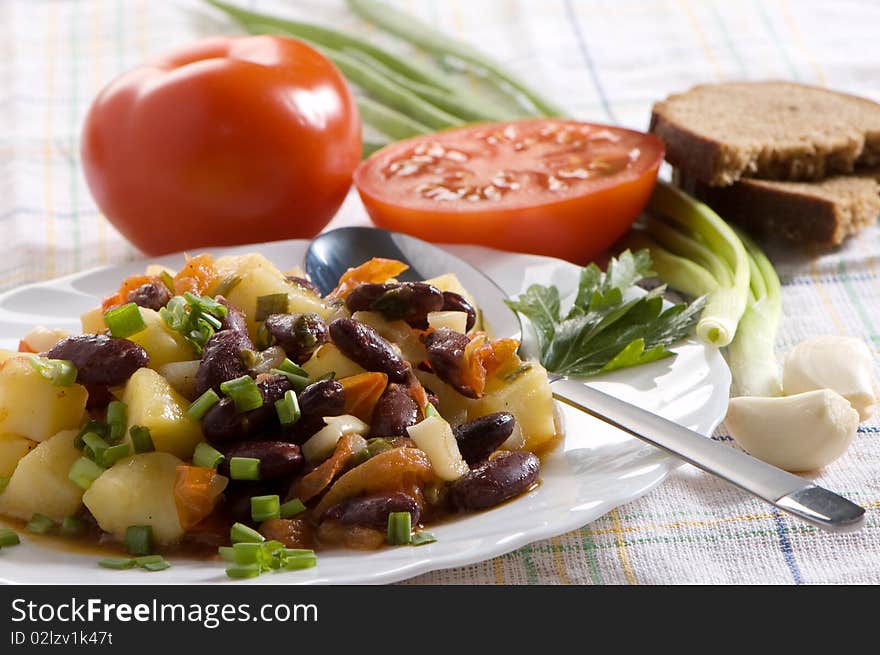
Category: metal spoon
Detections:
[{"x1": 305, "y1": 226, "x2": 865, "y2": 532}]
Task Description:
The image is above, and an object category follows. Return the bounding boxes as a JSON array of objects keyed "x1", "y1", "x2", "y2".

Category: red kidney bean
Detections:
[
  {"x1": 454, "y1": 412, "x2": 516, "y2": 466},
  {"x1": 422, "y1": 328, "x2": 476, "y2": 398},
  {"x1": 219, "y1": 441, "x2": 303, "y2": 479},
  {"x1": 195, "y1": 329, "x2": 253, "y2": 396},
  {"x1": 441, "y1": 291, "x2": 477, "y2": 332},
  {"x1": 46, "y1": 334, "x2": 149, "y2": 386},
  {"x1": 329, "y1": 318, "x2": 409, "y2": 382},
  {"x1": 369, "y1": 383, "x2": 420, "y2": 437},
  {"x1": 322, "y1": 492, "x2": 420, "y2": 527},
  {"x1": 215, "y1": 296, "x2": 250, "y2": 335},
  {"x1": 201, "y1": 374, "x2": 292, "y2": 443},
  {"x1": 281, "y1": 379, "x2": 345, "y2": 444},
  {"x1": 449, "y1": 451, "x2": 539, "y2": 511},
  {"x1": 126, "y1": 281, "x2": 172, "y2": 311},
  {"x1": 264, "y1": 312, "x2": 329, "y2": 364},
  {"x1": 346, "y1": 282, "x2": 443, "y2": 327}
]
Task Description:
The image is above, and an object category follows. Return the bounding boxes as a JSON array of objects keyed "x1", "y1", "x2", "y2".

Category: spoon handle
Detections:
[{"x1": 551, "y1": 378, "x2": 865, "y2": 532}]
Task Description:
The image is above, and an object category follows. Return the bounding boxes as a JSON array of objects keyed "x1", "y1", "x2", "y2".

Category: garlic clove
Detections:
[
  {"x1": 726, "y1": 389, "x2": 859, "y2": 472},
  {"x1": 782, "y1": 335, "x2": 879, "y2": 421}
]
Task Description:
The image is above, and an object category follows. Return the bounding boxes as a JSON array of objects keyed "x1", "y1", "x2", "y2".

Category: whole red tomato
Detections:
[{"x1": 82, "y1": 36, "x2": 361, "y2": 255}]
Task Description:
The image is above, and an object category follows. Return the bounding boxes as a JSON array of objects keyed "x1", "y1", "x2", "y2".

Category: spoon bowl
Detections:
[{"x1": 305, "y1": 226, "x2": 865, "y2": 532}]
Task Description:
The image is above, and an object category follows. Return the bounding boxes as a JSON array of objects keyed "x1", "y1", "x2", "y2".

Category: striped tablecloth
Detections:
[{"x1": 2, "y1": 0, "x2": 878, "y2": 584}]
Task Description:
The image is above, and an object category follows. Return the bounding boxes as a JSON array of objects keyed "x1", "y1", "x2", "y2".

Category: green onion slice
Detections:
[
  {"x1": 142, "y1": 559, "x2": 172, "y2": 572},
  {"x1": 250, "y1": 495, "x2": 281, "y2": 523},
  {"x1": 409, "y1": 531, "x2": 437, "y2": 546},
  {"x1": 387, "y1": 511, "x2": 412, "y2": 545},
  {"x1": 229, "y1": 457, "x2": 261, "y2": 481},
  {"x1": 106, "y1": 400, "x2": 128, "y2": 443},
  {"x1": 255, "y1": 293, "x2": 289, "y2": 321},
  {"x1": 188, "y1": 389, "x2": 220, "y2": 420},
  {"x1": 28, "y1": 356, "x2": 78, "y2": 387},
  {"x1": 104, "y1": 303, "x2": 148, "y2": 339},
  {"x1": 125, "y1": 525, "x2": 153, "y2": 556},
  {"x1": 220, "y1": 375, "x2": 263, "y2": 412},
  {"x1": 276, "y1": 358, "x2": 308, "y2": 377},
  {"x1": 230, "y1": 522, "x2": 265, "y2": 544},
  {"x1": 225, "y1": 563, "x2": 261, "y2": 579},
  {"x1": 0, "y1": 476, "x2": 10, "y2": 494},
  {"x1": 232, "y1": 542, "x2": 264, "y2": 565},
  {"x1": 279, "y1": 498, "x2": 306, "y2": 519},
  {"x1": 193, "y1": 442, "x2": 225, "y2": 470},
  {"x1": 0, "y1": 527, "x2": 21, "y2": 548},
  {"x1": 269, "y1": 368, "x2": 310, "y2": 391},
  {"x1": 100, "y1": 442, "x2": 131, "y2": 468},
  {"x1": 68, "y1": 457, "x2": 106, "y2": 490},
  {"x1": 60, "y1": 516, "x2": 86, "y2": 537},
  {"x1": 281, "y1": 551, "x2": 317, "y2": 571},
  {"x1": 275, "y1": 389, "x2": 300, "y2": 425},
  {"x1": 26, "y1": 513, "x2": 55, "y2": 535},
  {"x1": 129, "y1": 425, "x2": 155, "y2": 453},
  {"x1": 98, "y1": 557, "x2": 136, "y2": 570}
]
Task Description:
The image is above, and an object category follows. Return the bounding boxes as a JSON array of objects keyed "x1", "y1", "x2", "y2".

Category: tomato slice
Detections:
[{"x1": 353, "y1": 119, "x2": 664, "y2": 263}]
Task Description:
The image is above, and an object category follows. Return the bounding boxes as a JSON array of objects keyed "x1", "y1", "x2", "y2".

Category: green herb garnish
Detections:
[
  {"x1": 159, "y1": 292, "x2": 228, "y2": 356},
  {"x1": 505, "y1": 249, "x2": 704, "y2": 378}
]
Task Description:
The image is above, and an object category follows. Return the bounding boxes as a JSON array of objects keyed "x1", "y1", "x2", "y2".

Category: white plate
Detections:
[{"x1": 0, "y1": 239, "x2": 730, "y2": 585}]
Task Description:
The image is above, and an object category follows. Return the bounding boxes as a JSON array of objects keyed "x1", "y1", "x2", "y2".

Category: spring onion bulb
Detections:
[
  {"x1": 725, "y1": 228, "x2": 783, "y2": 397},
  {"x1": 646, "y1": 183, "x2": 750, "y2": 347}
]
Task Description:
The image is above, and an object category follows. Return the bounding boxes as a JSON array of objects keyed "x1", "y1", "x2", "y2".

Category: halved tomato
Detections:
[{"x1": 353, "y1": 119, "x2": 664, "y2": 263}]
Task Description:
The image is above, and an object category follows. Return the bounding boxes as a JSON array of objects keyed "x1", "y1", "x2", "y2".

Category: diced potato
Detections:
[
  {"x1": 351, "y1": 311, "x2": 426, "y2": 364},
  {"x1": 214, "y1": 253, "x2": 329, "y2": 339},
  {"x1": 0, "y1": 350, "x2": 19, "y2": 364},
  {"x1": 145, "y1": 264, "x2": 176, "y2": 278},
  {"x1": 428, "y1": 311, "x2": 468, "y2": 334},
  {"x1": 158, "y1": 360, "x2": 201, "y2": 400},
  {"x1": 83, "y1": 452, "x2": 184, "y2": 545},
  {"x1": 122, "y1": 368, "x2": 203, "y2": 459},
  {"x1": 423, "y1": 273, "x2": 481, "y2": 331},
  {"x1": 413, "y1": 370, "x2": 474, "y2": 426},
  {"x1": 20, "y1": 327, "x2": 70, "y2": 353},
  {"x1": 0, "y1": 430, "x2": 83, "y2": 521},
  {"x1": 0, "y1": 433, "x2": 37, "y2": 478},
  {"x1": 80, "y1": 306, "x2": 106, "y2": 334},
  {"x1": 126, "y1": 308, "x2": 195, "y2": 369},
  {"x1": 302, "y1": 343, "x2": 366, "y2": 380},
  {"x1": 0, "y1": 357, "x2": 88, "y2": 442},
  {"x1": 469, "y1": 362, "x2": 557, "y2": 452}
]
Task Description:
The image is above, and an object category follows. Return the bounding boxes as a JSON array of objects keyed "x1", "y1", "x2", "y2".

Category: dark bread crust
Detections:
[
  {"x1": 652, "y1": 81, "x2": 880, "y2": 186},
  {"x1": 686, "y1": 171, "x2": 880, "y2": 246}
]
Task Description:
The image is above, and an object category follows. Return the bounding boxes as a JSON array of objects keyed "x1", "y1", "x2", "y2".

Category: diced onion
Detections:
[
  {"x1": 406, "y1": 416, "x2": 469, "y2": 481},
  {"x1": 301, "y1": 414, "x2": 369, "y2": 464}
]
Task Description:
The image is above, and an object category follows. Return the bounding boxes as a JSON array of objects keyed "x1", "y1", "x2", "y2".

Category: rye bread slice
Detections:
[
  {"x1": 679, "y1": 169, "x2": 880, "y2": 246},
  {"x1": 652, "y1": 82, "x2": 880, "y2": 186}
]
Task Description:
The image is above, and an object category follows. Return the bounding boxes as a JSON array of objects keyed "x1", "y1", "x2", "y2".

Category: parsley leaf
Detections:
[{"x1": 505, "y1": 250, "x2": 705, "y2": 378}]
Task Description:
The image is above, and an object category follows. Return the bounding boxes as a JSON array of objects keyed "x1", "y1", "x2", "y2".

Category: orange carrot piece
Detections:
[
  {"x1": 173, "y1": 465, "x2": 228, "y2": 531},
  {"x1": 292, "y1": 433, "x2": 365, "y2": 502},
  {"x1": 340, "y1": 372, "x2": 389, "y2": 423},
  {"x1": 328, "y1": 257, "x2": 408, "y2": 300},
  {"x1": 173, "y1": 253, "x2": 217, "y2": 296}
]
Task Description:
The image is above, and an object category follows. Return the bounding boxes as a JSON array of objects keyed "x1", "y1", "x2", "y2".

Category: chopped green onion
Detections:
[
  {"x1": 230, "y1": 522, "x2": 265, "y2": 544},
  {"x1": 188, "y1": 389, "x2": 220, "y2": 420},
  {"x1": 315, "y1": 371, "x2": 336, "y2": 381},
  {"x1": 98, "y1": 557, "x2": 136, "y2": 570},
  {"x1": 0, "y1": 528, "x2": 20, "y2": 548},
  {"x1": 269, "y1": 368, "x2": 310, "y2": 391},
  {"x1": 250, "y1": 495, "x2": 281, "y2": 523},
  {"x1": 133, "y1": 554, "x2": 165, "y2": 567},
  {"x1": 387, "y1": 511, "x2": 412, "y2": 545},
  {"x1": 82, "y1": 432, "x2": 109, "y2": 462},
  {"x1": 279, "y1": 498, "x2": 306, "y2": 519},
  {"x1": 100, "y1": 442, "x2": 131, "y2": 468},
  {"x1": 125, "y1": 525, "x2": 153, "y2": 556},
  {"x1": 255, "y1": 293, "x2": 289, "y2": 321},
  {"x1": 275, "y1": 390, "x2": 300, "y2": 425},
  {"x1": 366, "y1": 438, "x2": 393, "y2": 458},
  {"x1": 76, "y1": 420, "x2": 109, "y2": 449},
  {"x1": 106, "y1": 400, "x2": 128, "y2": 442},
  {"x1": 220, "y1": 375, "x2": 263, "y2": 412},
  {"x1": 142, "y1": 559, "x2": 171, "y2": 572},
  {"x1": 281, "y1": 550, "x2": 317, "y2": 570},
  {"x1": 229, "y1": 457, "x2": 261, "y2": 481},
  {"x1": 0, "y1": 476, "x2": 9, "y2": 494},
  {"x1": 28, "y1": 356, "x2": 78, "y2": 387},
  {"x1": 129, "y1": 425, "x2": 154, "y2": 453},
  {"x1": 60, "y1": 516, "x2": 86, "y2": 537},
  {"x1": 68, "y1": 457, "x2": 106, "y2": 490},
  {"x1": 193, "y1": 442, "x2": 225, "y2": 470},
  {"x1": 226, "y1": 563, "x2": 261, "y2": 579},
  {"x1": 410, "y1": 531, "x2": 437, "y2": 546},
  {"x1": 212, "y1": 275, "x2": 241, "y2": 297},
  {"x1": 26, "y1": 513, "x2": 55, "y2": 535},
  {"x1": 255, "y1": 322, "x2": 272, "y2": 350},
  {"x1": 182, "y1": 292, "x2": 228, "y2": 319},
  {"x1": 104, "y1": 302, "x2": 148, "y2": 338},
  {"x1": 424, "y1": 403, "x2": 441, "y2": 419},
  {"x1": 276, "y1": 358, "x2": 308, "y2": 377},
  {"x1": 232, "y1": 542, "x2": 264, "y2": 565},
  {"x1": 218, "y1": 546, "x2": 235, "y2": 562}
]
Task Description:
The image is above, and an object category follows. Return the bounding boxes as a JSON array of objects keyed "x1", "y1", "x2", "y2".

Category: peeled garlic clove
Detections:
[
  {"x1": 783, "y1": 336, "x2": 879, "y2": 420},
  {"x1": 726, "y1": 389, "x2": 859, "y2": 472}
]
